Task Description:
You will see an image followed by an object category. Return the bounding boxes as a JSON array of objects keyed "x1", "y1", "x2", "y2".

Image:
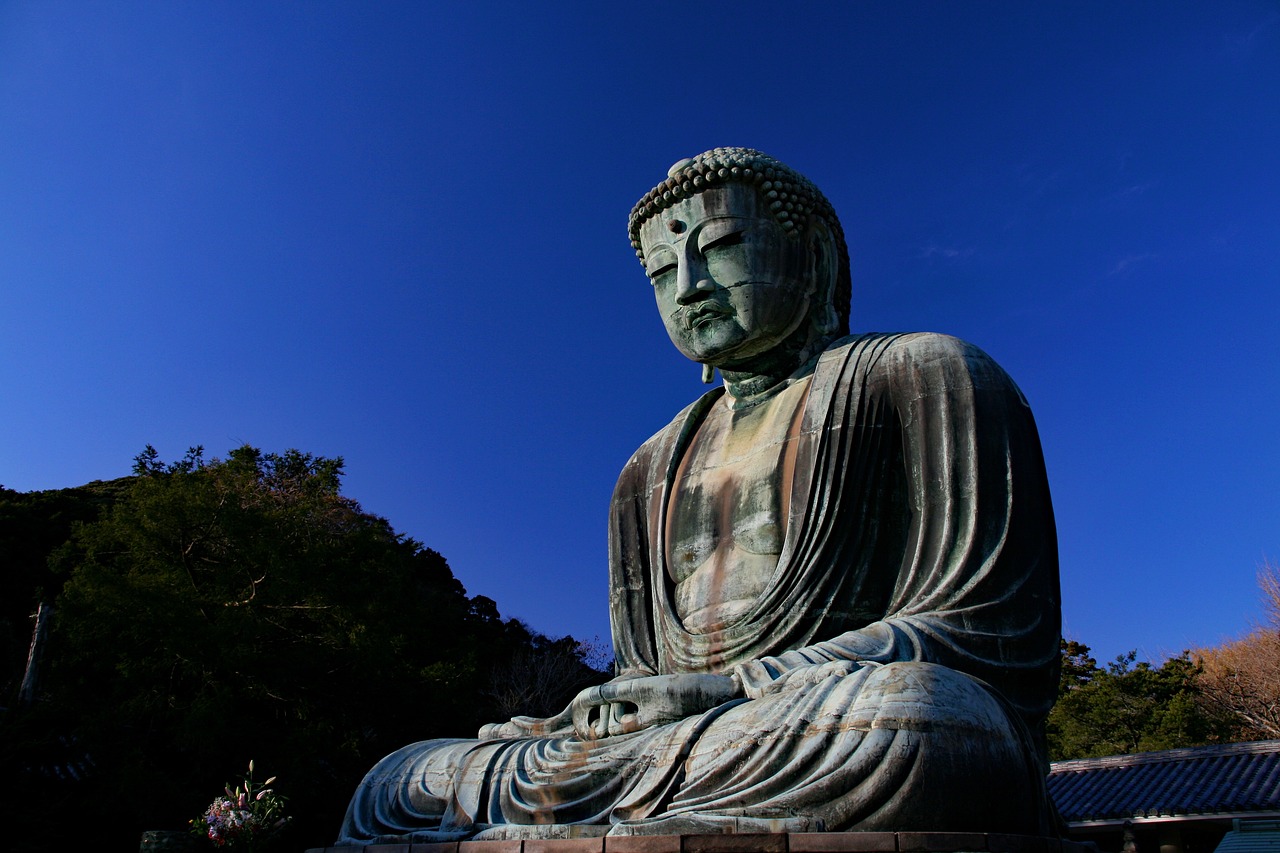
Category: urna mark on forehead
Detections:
[
  {"x1": 627, "y1": 147, "x2": 845, "y2": 268},
  {"x1": 639, "y1": 184, "x2": 768, "y2": 250}
]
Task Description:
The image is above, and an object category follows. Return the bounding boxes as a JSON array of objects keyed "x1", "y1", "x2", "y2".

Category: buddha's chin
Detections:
[
  {"x1": 669, "y1": 326, "x2": 750, "y2": 366},
  {"x1": 688, "y1": 337, "x2": 797, "y2": 372}
]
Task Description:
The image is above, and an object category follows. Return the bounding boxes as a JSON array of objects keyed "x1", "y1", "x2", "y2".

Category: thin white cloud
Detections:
[
  {"x1": 1014, "y1": 165, "x2": 1065, "y2": 198},
  {"x1": 1112, "y1": 181, "x2": 1160, "y2": 199},
  {"x1": 1224, "y1": 12, "x2": 1280, "y2": 65},
  {"x1": 1108, "y1": 253, "x2": 1157, "y2": 276},
  {"x1": 920, "y1": 243, "x2": 975, "y2": 262}
]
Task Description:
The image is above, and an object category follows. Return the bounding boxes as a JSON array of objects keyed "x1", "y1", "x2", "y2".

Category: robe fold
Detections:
[{"x1": 337, "y1": 332, "x2": 1061, "y2": 844}]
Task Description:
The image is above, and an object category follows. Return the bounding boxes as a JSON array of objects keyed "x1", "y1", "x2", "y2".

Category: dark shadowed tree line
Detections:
[{"x1": 0, "y1": 446, "x2": 606, "y2": 853}]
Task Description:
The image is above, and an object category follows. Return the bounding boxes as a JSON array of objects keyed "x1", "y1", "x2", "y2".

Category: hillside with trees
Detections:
[{"x1": 0, "y1": 446, "x2": 605, "y2": 852}]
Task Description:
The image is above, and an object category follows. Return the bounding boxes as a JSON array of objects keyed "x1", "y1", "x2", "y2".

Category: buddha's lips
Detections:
[{"x1": 683, "y1": 304, "x2": 731, "y2": 328}]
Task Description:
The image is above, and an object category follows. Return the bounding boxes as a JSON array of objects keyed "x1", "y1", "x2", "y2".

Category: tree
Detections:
[
  {"x1": 1193, "y1": 561, "x2": 1280, "y2": 739},
  {"x1": 486, "y1": 628, "x2": 608, "y2": 719},
  {"x1": 0, "y1": 477, "x2": 128, "y2": 698},
  {"x1": 1046, "y1": 641, "x2": 1236, "y2": 760},
  {"x1": 2, "y1": 445, "x2": 604, "y2": 852}
]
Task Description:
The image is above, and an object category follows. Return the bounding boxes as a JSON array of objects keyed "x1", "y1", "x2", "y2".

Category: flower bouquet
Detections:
[{"x1": 191, "y1": 761, "x2": 289, "y2": 851}]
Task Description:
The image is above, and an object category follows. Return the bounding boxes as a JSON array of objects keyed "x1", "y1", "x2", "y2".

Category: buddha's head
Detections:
[{"x1": 629, "y1": 148, "x2": 850, "y2": 370}]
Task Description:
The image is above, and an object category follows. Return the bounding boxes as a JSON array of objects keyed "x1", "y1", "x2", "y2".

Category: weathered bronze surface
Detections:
[{"x1": 337, "y1": 148, "x2": 1060, "y2": 844}]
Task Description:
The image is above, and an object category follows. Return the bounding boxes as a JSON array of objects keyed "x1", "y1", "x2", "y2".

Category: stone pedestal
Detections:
[
  {"x1": 307, "y1": 832, "x2": 1095, "y2": 853},
  {"x1": 140, "y1": 830, "x2": 202, "y2": 852}
]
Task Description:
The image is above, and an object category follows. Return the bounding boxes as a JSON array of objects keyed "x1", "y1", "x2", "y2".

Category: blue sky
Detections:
[{"x1": 2, "y1": 1, "x2": 1277, "y2": 665}]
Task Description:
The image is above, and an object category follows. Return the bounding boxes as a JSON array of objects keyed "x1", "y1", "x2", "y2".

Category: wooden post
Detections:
[{"x1": 18, "y1": 600, "x2": 52, "y2": 709}]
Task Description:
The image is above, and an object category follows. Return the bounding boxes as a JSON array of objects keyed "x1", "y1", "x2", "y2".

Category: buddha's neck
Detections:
[{"x1": 719, "y1": 328, "x2": 840, "y2": 408}]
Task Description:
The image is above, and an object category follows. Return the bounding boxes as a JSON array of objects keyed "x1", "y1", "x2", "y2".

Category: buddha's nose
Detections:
[{"x1": 675, "y1": 260, "x2": 714, "y2": 304}]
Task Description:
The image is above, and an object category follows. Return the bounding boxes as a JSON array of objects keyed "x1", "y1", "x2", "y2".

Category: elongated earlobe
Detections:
[
  {"x1": 810, "y1": 225, "x2": 840, "y2": 336},
  {"x1": 702, "y1": 363, "x2": 715, "y2": 384}
]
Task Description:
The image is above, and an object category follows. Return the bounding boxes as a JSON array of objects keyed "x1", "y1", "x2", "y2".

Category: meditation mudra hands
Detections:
[
  {"x1": 571, "y1": 673, "x2": 743, "y2": 739},
  {"x1": 475, "y1": 673, "x2": 743, "y2": 741}
]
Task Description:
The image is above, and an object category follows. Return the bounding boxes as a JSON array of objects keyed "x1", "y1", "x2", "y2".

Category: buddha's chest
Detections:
[{"x1": 664, "y1": 378, "x2": 811, "y2": 633}]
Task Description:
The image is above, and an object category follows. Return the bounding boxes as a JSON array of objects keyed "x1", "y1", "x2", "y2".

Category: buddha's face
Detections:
[{"x1": 639, "y1": 184, "x2": 816, "y2": 367}]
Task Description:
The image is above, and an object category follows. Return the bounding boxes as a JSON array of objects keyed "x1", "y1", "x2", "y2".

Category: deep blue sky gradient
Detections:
[{"x1": 2, "y1": 1, "x2": 1277, "y2": 664}]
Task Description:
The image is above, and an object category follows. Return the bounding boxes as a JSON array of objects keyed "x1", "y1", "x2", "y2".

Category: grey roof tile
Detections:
[
  {"x1": 1048, "y1": 741, "x2": 1280, "y2": 824},
  {"x1": 1213, "y1": 819, "x2": 1280, "y2": 853}
]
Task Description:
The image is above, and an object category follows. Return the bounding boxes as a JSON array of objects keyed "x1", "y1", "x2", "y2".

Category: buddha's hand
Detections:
[
  {"x1": 747, "y1": 659, "x2": 866, "y2": 698},
  {"x1": 571, "y1": 673, "x2": 742, "y2": 740},
  {"x1": 478, "y1": 706, "x2": 574, "y2": 739}
]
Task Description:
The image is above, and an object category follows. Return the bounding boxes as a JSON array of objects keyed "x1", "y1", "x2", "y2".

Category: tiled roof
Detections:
[
  {"x1": 1048, "y1": 741, "x2": 1280, "y2": 825},
  {"x1": 1214, "y1": 819, "x2": 1280, "y2": 853}
]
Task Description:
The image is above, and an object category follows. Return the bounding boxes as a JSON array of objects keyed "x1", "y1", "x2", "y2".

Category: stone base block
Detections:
[{"x1": 307, "y1": 832, "x2": 1095, "y2": 853}]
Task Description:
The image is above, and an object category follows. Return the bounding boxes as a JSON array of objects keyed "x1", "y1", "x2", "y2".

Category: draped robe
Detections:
[{"x1": 337, "y1": 332, "x2": 1061, "y2": 844}]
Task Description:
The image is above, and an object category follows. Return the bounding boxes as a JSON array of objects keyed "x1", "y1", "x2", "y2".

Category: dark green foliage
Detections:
[
  {"x1": 1046, "y1": 640, "x2": 1239, "y2": 760},
  {"x1": 0, "y1": 477, "x2": 129, "y2": 695},
  {"x1": 1, "y1": 446, "x2": 604, "y2": 852}
]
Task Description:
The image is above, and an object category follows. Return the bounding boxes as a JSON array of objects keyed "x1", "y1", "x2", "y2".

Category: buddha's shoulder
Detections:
[
  {"x1": 826, "y1": 332, "x2": 1018, "y2": 391},
  {"x1": 827, "y1": 330, "x2": 986, "y2": 361}
]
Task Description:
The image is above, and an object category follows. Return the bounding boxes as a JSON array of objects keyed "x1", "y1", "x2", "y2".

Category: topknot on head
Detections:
[
  {"x1": 627, "y1": 147, "x2": 845, "y2": 273},
  {"x1": 667, "y1": 157, "x2": 696, "y2": 177}
]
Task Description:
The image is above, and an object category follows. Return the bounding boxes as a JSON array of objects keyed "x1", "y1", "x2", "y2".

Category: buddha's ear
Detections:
[{"x1": 807, "y1": 218, "x2": 840, "y2": 336}]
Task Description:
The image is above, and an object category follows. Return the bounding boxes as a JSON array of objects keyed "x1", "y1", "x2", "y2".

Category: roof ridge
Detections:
[{"x1": 1050, "y1": 740, "x2": 1280, "y2": 773}]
